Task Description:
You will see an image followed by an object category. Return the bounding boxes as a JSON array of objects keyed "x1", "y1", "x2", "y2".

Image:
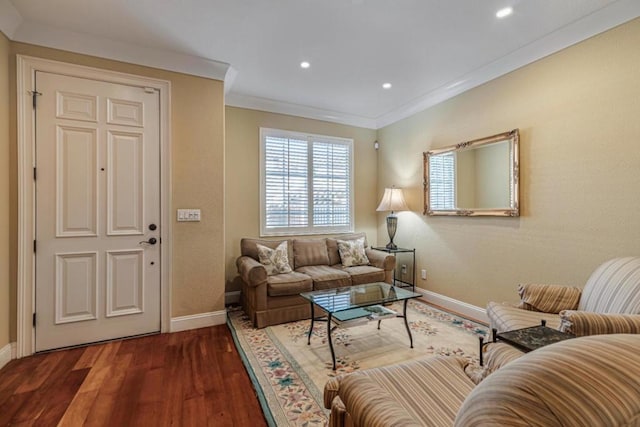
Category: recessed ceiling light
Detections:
[
  {"x1": 300, "y1": 61, "x2": 310, "y2": 69},
  {"x1": 496, "y1": 7, "x2": 513, "y2": 18},
  {"x1": 382, "y1": 82, "x2": 392, "y2": 89}
]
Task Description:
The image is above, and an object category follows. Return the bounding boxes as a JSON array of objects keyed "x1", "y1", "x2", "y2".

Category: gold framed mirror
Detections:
[{"x1": 423, "y1": 129, "x2": 519, "y2": 217}]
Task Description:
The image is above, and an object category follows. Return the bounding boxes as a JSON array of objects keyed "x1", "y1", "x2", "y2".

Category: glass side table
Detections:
[{"x1": 371, "y1": 247, "x2": 416, "y2": 291}]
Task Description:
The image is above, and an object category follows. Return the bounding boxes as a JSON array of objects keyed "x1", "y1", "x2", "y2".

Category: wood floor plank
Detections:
[
  {"x1": 0, "y1": 325, "x2": 267, "y2": 427},
  {"x1": 8, "y1": 347, "x2": 84, "y2": 425}
]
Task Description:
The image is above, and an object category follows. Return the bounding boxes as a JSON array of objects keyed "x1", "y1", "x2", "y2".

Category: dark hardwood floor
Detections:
[{"x1": 0, "y1": 325, "x2": 268, "y2": 426}]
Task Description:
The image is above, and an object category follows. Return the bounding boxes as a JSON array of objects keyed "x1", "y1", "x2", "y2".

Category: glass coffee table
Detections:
[{"x1": 301, "y1": 282, "x2": 421, "y2": 370}]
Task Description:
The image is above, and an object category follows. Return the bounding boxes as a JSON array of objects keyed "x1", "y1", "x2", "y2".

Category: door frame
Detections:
[{"x1": 16, "y1": 55, "x2": 172, "y2": 357}]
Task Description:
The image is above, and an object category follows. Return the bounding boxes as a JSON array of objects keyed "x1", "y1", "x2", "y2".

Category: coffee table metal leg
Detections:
[
  {"x1": 307, "y1": 302, "x2": 314, "y2": 345},
  {"x1": 328, "y1": 313, "x2": 336, "y2": 370},
  {"x1": 403, "y1": 299, "x2": 413, "y2": 348}
]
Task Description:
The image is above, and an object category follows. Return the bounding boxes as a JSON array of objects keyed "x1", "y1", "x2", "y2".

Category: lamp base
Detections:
[{"x1": 385, "y1": 213, "x2": 398, "y2": 251}]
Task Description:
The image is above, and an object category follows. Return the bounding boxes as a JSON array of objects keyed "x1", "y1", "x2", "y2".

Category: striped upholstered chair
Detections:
[
  {"x1": 325, "y1": 334, "x2": 640, "y2": 427},
  {"x1": 486, "y1": 256, "x2": 640, "y2": 336}
]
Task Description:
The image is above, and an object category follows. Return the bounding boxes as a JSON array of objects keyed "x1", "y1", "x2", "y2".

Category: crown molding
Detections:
[
  {"x1": 3, "y1": 0, "x2": 639, "y2": 129},
  {"x1": 2, "y1": 11, "x2": 230, "y2": 82},
  {"x1": 226, "y1": 92, "x2": 377, "y2": 129},
  {"x1": 374, "y1": 0, "x2": 640, "y2": 129}
]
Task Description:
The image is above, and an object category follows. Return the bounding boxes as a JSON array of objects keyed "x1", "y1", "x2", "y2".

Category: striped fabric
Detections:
[
  {"x1": 324, "y1": 376, "x2": 342, "y2": 409},
  {"x1": 517, "y1": 283, "x2": 581, "y2": 313},
  {"x1": 578, "y1": 257, "x2": 640, "y2": 313},
  {"x1": 337, "y1": 356, "x2": 475, "y2": 427},
  {"x1": 560, "y1": 310, "x2": 640, "y2": 336},
  {"x1": 486, "y1": 301, "x2": 561, "y2": 333},
  {"x1": 477, "y1": 342, "x2": 525, "y2": 381},
  {"x1": 454, "y1": 334, "x2": 640, "y2": 427},
  {"x1": 488, "y1": 257, "x2": 640, "y2": 335}
]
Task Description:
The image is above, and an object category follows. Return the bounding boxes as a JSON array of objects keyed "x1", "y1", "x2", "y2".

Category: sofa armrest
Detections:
[
  {"x1": 339, "y1": 374, "x2": 421, "y2": 427},
  {"x1": 236, "y1": 256, "x2": 268, "y2": 287},
  {"x1": 323, "y1": 376, "x2": 344, "y2": 409},
  {"x1": 365, "y1": 249, "x2": 395, "y2": 271},
  {"x1": 559, "y1": 311, "x2": 640, "y2": 336},
  {"x1": 517, "y1": 283, "x2": 581, "y2": 313}
]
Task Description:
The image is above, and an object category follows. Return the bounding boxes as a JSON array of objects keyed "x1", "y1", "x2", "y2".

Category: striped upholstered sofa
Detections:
[
  {"x1": 487, "y1": 256, "x2": 640, "y2": 336},
  {"x1": 324, "y1": 334, "x2": 640, "y2": 426}
]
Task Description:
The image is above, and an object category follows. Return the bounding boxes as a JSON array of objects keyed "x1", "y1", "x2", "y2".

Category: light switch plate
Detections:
[{"x1": 177, "y1": 209, "x2": 201, "y2": 222}]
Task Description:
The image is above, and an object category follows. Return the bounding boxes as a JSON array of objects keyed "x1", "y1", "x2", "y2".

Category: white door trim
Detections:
[{"x1": 16, "y1": 55, "x2": 172, "y2": 357}]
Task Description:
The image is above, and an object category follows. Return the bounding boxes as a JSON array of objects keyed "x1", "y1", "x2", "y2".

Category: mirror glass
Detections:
[{"x1": 423, "y1": 129, "x2": 519, "y2": 216}]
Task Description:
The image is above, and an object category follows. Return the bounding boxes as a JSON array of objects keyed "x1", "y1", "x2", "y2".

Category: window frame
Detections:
[{"x1": 259, "y1": 127, "x2": 355, "y2": 237}]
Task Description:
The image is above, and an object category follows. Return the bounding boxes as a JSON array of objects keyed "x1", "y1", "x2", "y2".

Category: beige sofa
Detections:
[
  {"x1": 236, "y1": 233, "x2": 396, "y2": 328},
  {"x1": 486, "y1": 256, "x2": 640, "y2": 336},
  {"x1": 324, "y1": 334, "x2": 640, "y2": 427}
]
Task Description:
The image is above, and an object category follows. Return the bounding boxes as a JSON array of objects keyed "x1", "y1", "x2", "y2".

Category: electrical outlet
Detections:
[
  {"x1": 421, "y1": 269, "x2": 427, "y2": 280},
  {"x1": 401, "y1": 264, "x2": 407, "y2": 274}
]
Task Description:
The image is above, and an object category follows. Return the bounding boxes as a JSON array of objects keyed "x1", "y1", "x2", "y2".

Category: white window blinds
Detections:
[
  {"x1": 261, "y1": 128, "x2": 354, "y2": 236},
  {"x1": 429, "y1": 153, "x2": 455, "y2": 210}
]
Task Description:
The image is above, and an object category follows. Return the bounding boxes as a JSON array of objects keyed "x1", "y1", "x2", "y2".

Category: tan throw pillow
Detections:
[
  {"x1": 256, "y1": 241, "x2": 292, "y2": 275},
  {"x1": 337, "y1": 237, "x2": 369, "y2": 267}
]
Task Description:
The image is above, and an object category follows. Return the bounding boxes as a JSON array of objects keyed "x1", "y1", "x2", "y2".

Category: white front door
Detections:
[{"x1": 34, "y1": 71, "x2": 161, "y2": 352}]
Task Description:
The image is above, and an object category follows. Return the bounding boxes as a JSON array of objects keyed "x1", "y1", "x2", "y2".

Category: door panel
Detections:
[
  {"x1": 55, "y1": 252, "x2": 98, "y2": 324},
  {"x1": 56, "y1": 125, "x2": 98, "y2": 237},
  {"x1": 35, "y1": 71, "x2": 161, "y2": 352},
  {"x1": 107, "y1": 130, "x2": 144, "y2": 235}
]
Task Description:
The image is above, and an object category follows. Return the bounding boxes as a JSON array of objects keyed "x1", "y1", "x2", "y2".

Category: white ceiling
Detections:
[{"x1": 2, "y1": 0, "x2": 640, "y2": 128}]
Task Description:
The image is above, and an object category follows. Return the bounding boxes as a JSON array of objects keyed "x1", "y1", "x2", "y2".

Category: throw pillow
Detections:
[
  {"x1": 256, "y1": 241, "x2": 293, "y2": 276},
  {"x1": 337, "y1": 237, "x2": 369, "y2": 267}
]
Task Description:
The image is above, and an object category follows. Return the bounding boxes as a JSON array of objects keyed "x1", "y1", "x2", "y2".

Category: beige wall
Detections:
[
  {"x1": 6, "y1": 42, "x2": 226, "y2": 342},
  {"x1": 377, "y1": 19, "x2": 640, "y2": 308},
  {"x1": 224, "y1": 106, "x2": 378, "y2": 290},
  {"x1": 0, "y1": 32, "x2": 10, "y2": 350}
]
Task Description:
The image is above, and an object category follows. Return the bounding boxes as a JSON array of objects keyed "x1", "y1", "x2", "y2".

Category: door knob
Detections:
[
  {"x1": 149, "y1": 224, "x2": 157, "y2": 231},
  {"x1": 139, "y1": 237, "x2": 157, "y2": 245}
]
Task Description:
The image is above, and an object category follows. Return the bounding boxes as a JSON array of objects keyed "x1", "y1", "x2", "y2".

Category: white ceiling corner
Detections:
[
  {"x1": 3, "y1": 0, "x2": 640, "y2": 129},
  {"x1": 0, "y1": 0, "x2": 22, "y2": 39}
]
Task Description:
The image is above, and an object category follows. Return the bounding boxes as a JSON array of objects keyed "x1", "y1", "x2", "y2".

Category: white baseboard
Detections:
[
  {"x1": 415, "y1": 288, "x2": 488, "y2": 324},
  {"x1": 225, "y1": 291, "x2": 241, "y2": 305},
  {"x1": 170, "y1": 309, "x2": 227, "y2": 333},
  {"x1": 0, "y1": 342, "x2": 14, "y2": 370}
]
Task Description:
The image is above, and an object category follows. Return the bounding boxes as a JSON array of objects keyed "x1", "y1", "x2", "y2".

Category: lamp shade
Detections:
[{"x1": 376, "y1": 187, "x2": 409, "y2": 213}]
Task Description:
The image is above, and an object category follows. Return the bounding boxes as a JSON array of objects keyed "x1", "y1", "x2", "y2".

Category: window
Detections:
[
  {"x1": 260, "y1": 128, "x2": 354, "y2": 236},
  {"x1": 429, "y1": 152, "x2": 455, "y2": 210}
]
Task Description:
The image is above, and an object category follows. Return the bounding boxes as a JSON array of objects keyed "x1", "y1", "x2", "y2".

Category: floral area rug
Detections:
[{"x1": 227, "y1": 300, "x2": 488, "y2": 427}]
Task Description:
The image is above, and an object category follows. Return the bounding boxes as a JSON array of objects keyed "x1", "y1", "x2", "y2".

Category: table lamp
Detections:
[{"x1": 376, "y1": 186, "x2": 409, "y2": 250}]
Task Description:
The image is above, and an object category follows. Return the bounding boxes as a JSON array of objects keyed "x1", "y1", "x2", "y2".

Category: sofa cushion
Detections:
[
  {"x1": 517, "y1": 283, "x2": 581, "y2": 313},
  {"x1": 486, "y1": 301, "x2": 561, "y2": 333},
  {"x1": 267, "y1": 271, "x2": 313, "y2": 297},
  {"x1": 257, "y1": 241, "x2": 292, "y2": 275},
  {"x1": 337, "y1": 237, "x2": 369, "y2": 267},
  {"x1": 340, "y1": 356, "x2": 474, "y2": 427},
  {"x1": 296, "y1": 265, "x2": 352, "y2": 290},
  {"x1": 241, "y1": 238, "x2": 293, "y2": 263},
  {"x1": 332, "y1": 265, "x2": 385, "y2": 285},
  {"x1": 293, "y1": 238, "x2": 330, "y2": 268},
  {"x1": 327, "y1": 233, "x2": 368, "y2": 266}
]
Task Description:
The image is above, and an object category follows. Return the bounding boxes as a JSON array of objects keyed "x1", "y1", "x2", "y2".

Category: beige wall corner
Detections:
[
  {"x1": 8, "y1": 42, "x2": 226, "y2": 338},
  {"x1": 224, "y1": 107, "x2": 378, "y2": 290},
  {"x1": 0, "y1": 31, "x2": 10, "y2": 349},
  {"x1": 377, "y1": 18, "x2": 640, "y2": 308}
]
